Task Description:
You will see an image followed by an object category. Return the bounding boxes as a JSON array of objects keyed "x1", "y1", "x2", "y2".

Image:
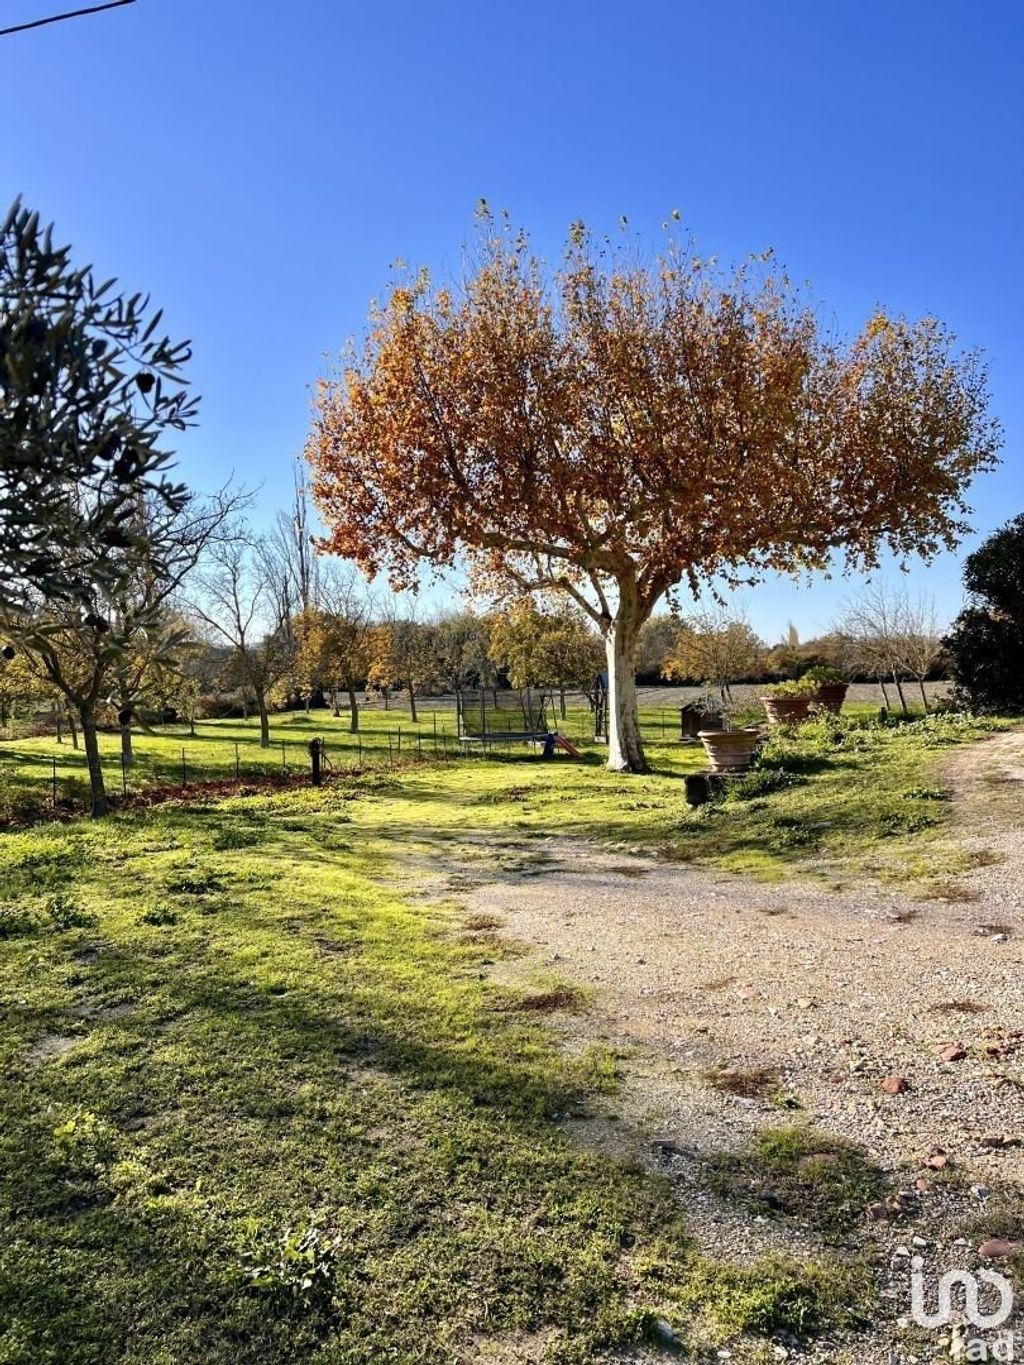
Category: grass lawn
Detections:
[
  {"x1": 0, "y1": 707, "x2": 1012, "y2": 1362},
  {"x1": 5, "y1": 699, "x2": 992, "y2": 885},
  {"x1": 0, "y1": 703, "x2": 700, "y2": 813}
]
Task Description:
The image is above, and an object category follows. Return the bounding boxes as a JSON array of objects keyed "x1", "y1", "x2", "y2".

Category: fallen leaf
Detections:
[
  {"x1": 979, "y1": 1238, "x2": 1022, "y2": 1259},
  {"x1": 922, "y1": 1146, "x2": 948, "y2": 1170},
  {"x1": 937, "y1": 1042, "x2": 967, "y2": 1063},
  {"x1": 882, "y1": 1075, "x2": 910, "y2": 1095}
]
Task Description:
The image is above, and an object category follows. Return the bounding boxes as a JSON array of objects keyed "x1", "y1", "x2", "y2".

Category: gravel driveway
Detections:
[{"x1": 441, "y1": 729, "x2": 1024, "y2": 1363}]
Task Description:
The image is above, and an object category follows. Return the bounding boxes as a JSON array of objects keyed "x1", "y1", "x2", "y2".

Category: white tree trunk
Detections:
[{"x1": 605, "y1": 607, "x2": 646, "y2": 773}]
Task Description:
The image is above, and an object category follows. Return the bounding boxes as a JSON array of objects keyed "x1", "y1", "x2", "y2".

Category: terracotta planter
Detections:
[
  {"x1": 698, "y1": 728, "x2": 760, "y2": 773},
  {"x1": 813, "y1": 682, "x2": 849, "y2": 714},
  {"x1": 760, "y1": 696, "x2": 813, "y2": 726}
]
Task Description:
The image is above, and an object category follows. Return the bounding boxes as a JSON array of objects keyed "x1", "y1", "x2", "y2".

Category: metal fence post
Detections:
[
  {"x1": 235, "y1": 741, "x2": 241, "y2": 780},
  {"x1": 51, "y1": 756, "x2": 57, "y2": 808},
  {"x1": 121, "y1": 752, "x2": 127, "y2": 796},
  {"x1": 181, "y1": 748, "x2": 187, "y2": 786},
  {"x1": 281, "y1": 740, "x2": 287, "y2": 774}
]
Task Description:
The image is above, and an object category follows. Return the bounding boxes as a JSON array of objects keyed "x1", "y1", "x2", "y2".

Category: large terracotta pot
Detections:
[
  {"x1": 813, "y1": 682, "x2": 849, "y2": 714},
  {"x1": 698, "y1": 728, "x2": 760, "y2": 773},
  {"x1": 761, "y1": 696, "x2": 813, "y2": 726}
]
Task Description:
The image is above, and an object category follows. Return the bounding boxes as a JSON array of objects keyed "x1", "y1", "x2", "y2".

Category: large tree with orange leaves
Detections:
[{"x1": 307, "y1": 217, "x2": 1000, "y2": 771}]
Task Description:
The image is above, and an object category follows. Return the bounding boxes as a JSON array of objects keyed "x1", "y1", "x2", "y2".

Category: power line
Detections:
[{"x1": 0, "y1": 0, "x2": 136, "y2": 39}]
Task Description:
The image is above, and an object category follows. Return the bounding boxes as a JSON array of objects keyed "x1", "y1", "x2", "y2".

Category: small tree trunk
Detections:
[
  {"x1": 559, "y1": 686, "x2": 567, "y2": 719},
  {"x1": 892, "y1": 669, "x2": 909, "y2": 716},
  {"x1": 917, "y1": 677, "x2": 930, "y2": 712},
  {"x1": 80, "y1": 704, "x2": 108, "y2": 818},
  {"x1": 383, "y1": 689, "x2": 390, "y2": 711},
  {"x1": 407, "y1": 685, "x2": 418, "y2": 724},
  {"x1": 346, "y1": 680, "x2": 360, "y2": 734},
  {"x1": 605, "y1": 605, "x2": 646, "y2": 773},
  {"x1": 66, "y1": 705, "x2": 79, "y2": 750},
  {"x1": 120, "y1": 720, "x2": 134, "y2": 768},
  {"x1": 257, "y1": 692, "x2": 271, "y2": 748},
  {"x1": 55, "y1": 704, "x2": 63, "y2": 745}
]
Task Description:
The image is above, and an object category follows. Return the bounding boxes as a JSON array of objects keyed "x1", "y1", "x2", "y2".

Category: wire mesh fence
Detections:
[{"x1": 0, "y1": 700, "x2": 736, "y2": 823}]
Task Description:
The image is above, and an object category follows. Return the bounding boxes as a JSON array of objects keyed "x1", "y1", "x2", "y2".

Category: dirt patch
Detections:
[
  {"x1": 514, "y1": 986, "x2": 583, "y2": 1013},
  {"x1": 26, "y1": 1033, "x2": 81, "y2": 1064}
]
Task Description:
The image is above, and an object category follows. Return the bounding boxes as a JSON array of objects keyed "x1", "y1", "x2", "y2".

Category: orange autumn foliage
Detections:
[{"x1": 307, "y1": 216, "x2": 1000, "y2": 771}]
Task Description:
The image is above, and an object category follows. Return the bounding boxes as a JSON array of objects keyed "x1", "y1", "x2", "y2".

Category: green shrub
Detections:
[
  {"x1": 761, "y1": 679, "x2": 817, "y2": 698},
  {"x1": 727, "y1": 768, "x2": 806, "y2": 801},
  {"x1": 45, "y1": 892, "x2": 98, "y2": 930},
  {"x1": 238, "y1": 1220, "x2": 347, "y2": 1311},
  {"x1": 802, "y1": 665, "x2": 847, "y2": 685}
]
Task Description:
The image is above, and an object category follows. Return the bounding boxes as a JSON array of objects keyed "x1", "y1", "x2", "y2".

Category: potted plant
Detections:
[
  {"x1": 760, "y1": 678, "x2": 817, "y2": 725},
  {"x1": 680, "y1": 682, "x2": 723, "y2": 738},
  {"x1": 697, "y1": 694, "x2": 761, "y2": 772},
  {"x1": 803, "y1": 665, "x2": 850, "y2": 714},
  {"x1": 697, "y1": 725, "x2": 761, "y2": 772}
]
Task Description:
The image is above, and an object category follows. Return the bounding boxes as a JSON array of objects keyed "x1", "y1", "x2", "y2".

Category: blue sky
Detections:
[{"x1": 4, "y1": 0, "x2": 1022, "y2": 641}]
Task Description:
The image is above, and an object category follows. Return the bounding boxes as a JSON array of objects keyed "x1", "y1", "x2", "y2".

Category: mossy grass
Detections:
[{"x1": 704, "y1": 1124, "x2": 887, "y2": 1238}]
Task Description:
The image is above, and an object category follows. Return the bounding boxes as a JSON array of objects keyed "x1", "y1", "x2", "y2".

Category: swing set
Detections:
[{"x1": 456, "y1": 688, "x2": 581, "y2": 758}]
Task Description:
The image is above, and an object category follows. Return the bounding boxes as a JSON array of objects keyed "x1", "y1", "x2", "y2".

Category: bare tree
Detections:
[
  {"x1": 295, "y1": 566, "x2": 372, "y2": 732},
  {"x1": 894, "y1": 593, "x2": 944, "y2": 711},
  {"x1": 837, "y1": 583, "x2": 917, "y2": 714},
  {"x1": 260, "y1": 458, "x2": 321, "y2": 634},
  {"x1": 189, "y1": 536, "x2": 294, "y2": 747}
]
